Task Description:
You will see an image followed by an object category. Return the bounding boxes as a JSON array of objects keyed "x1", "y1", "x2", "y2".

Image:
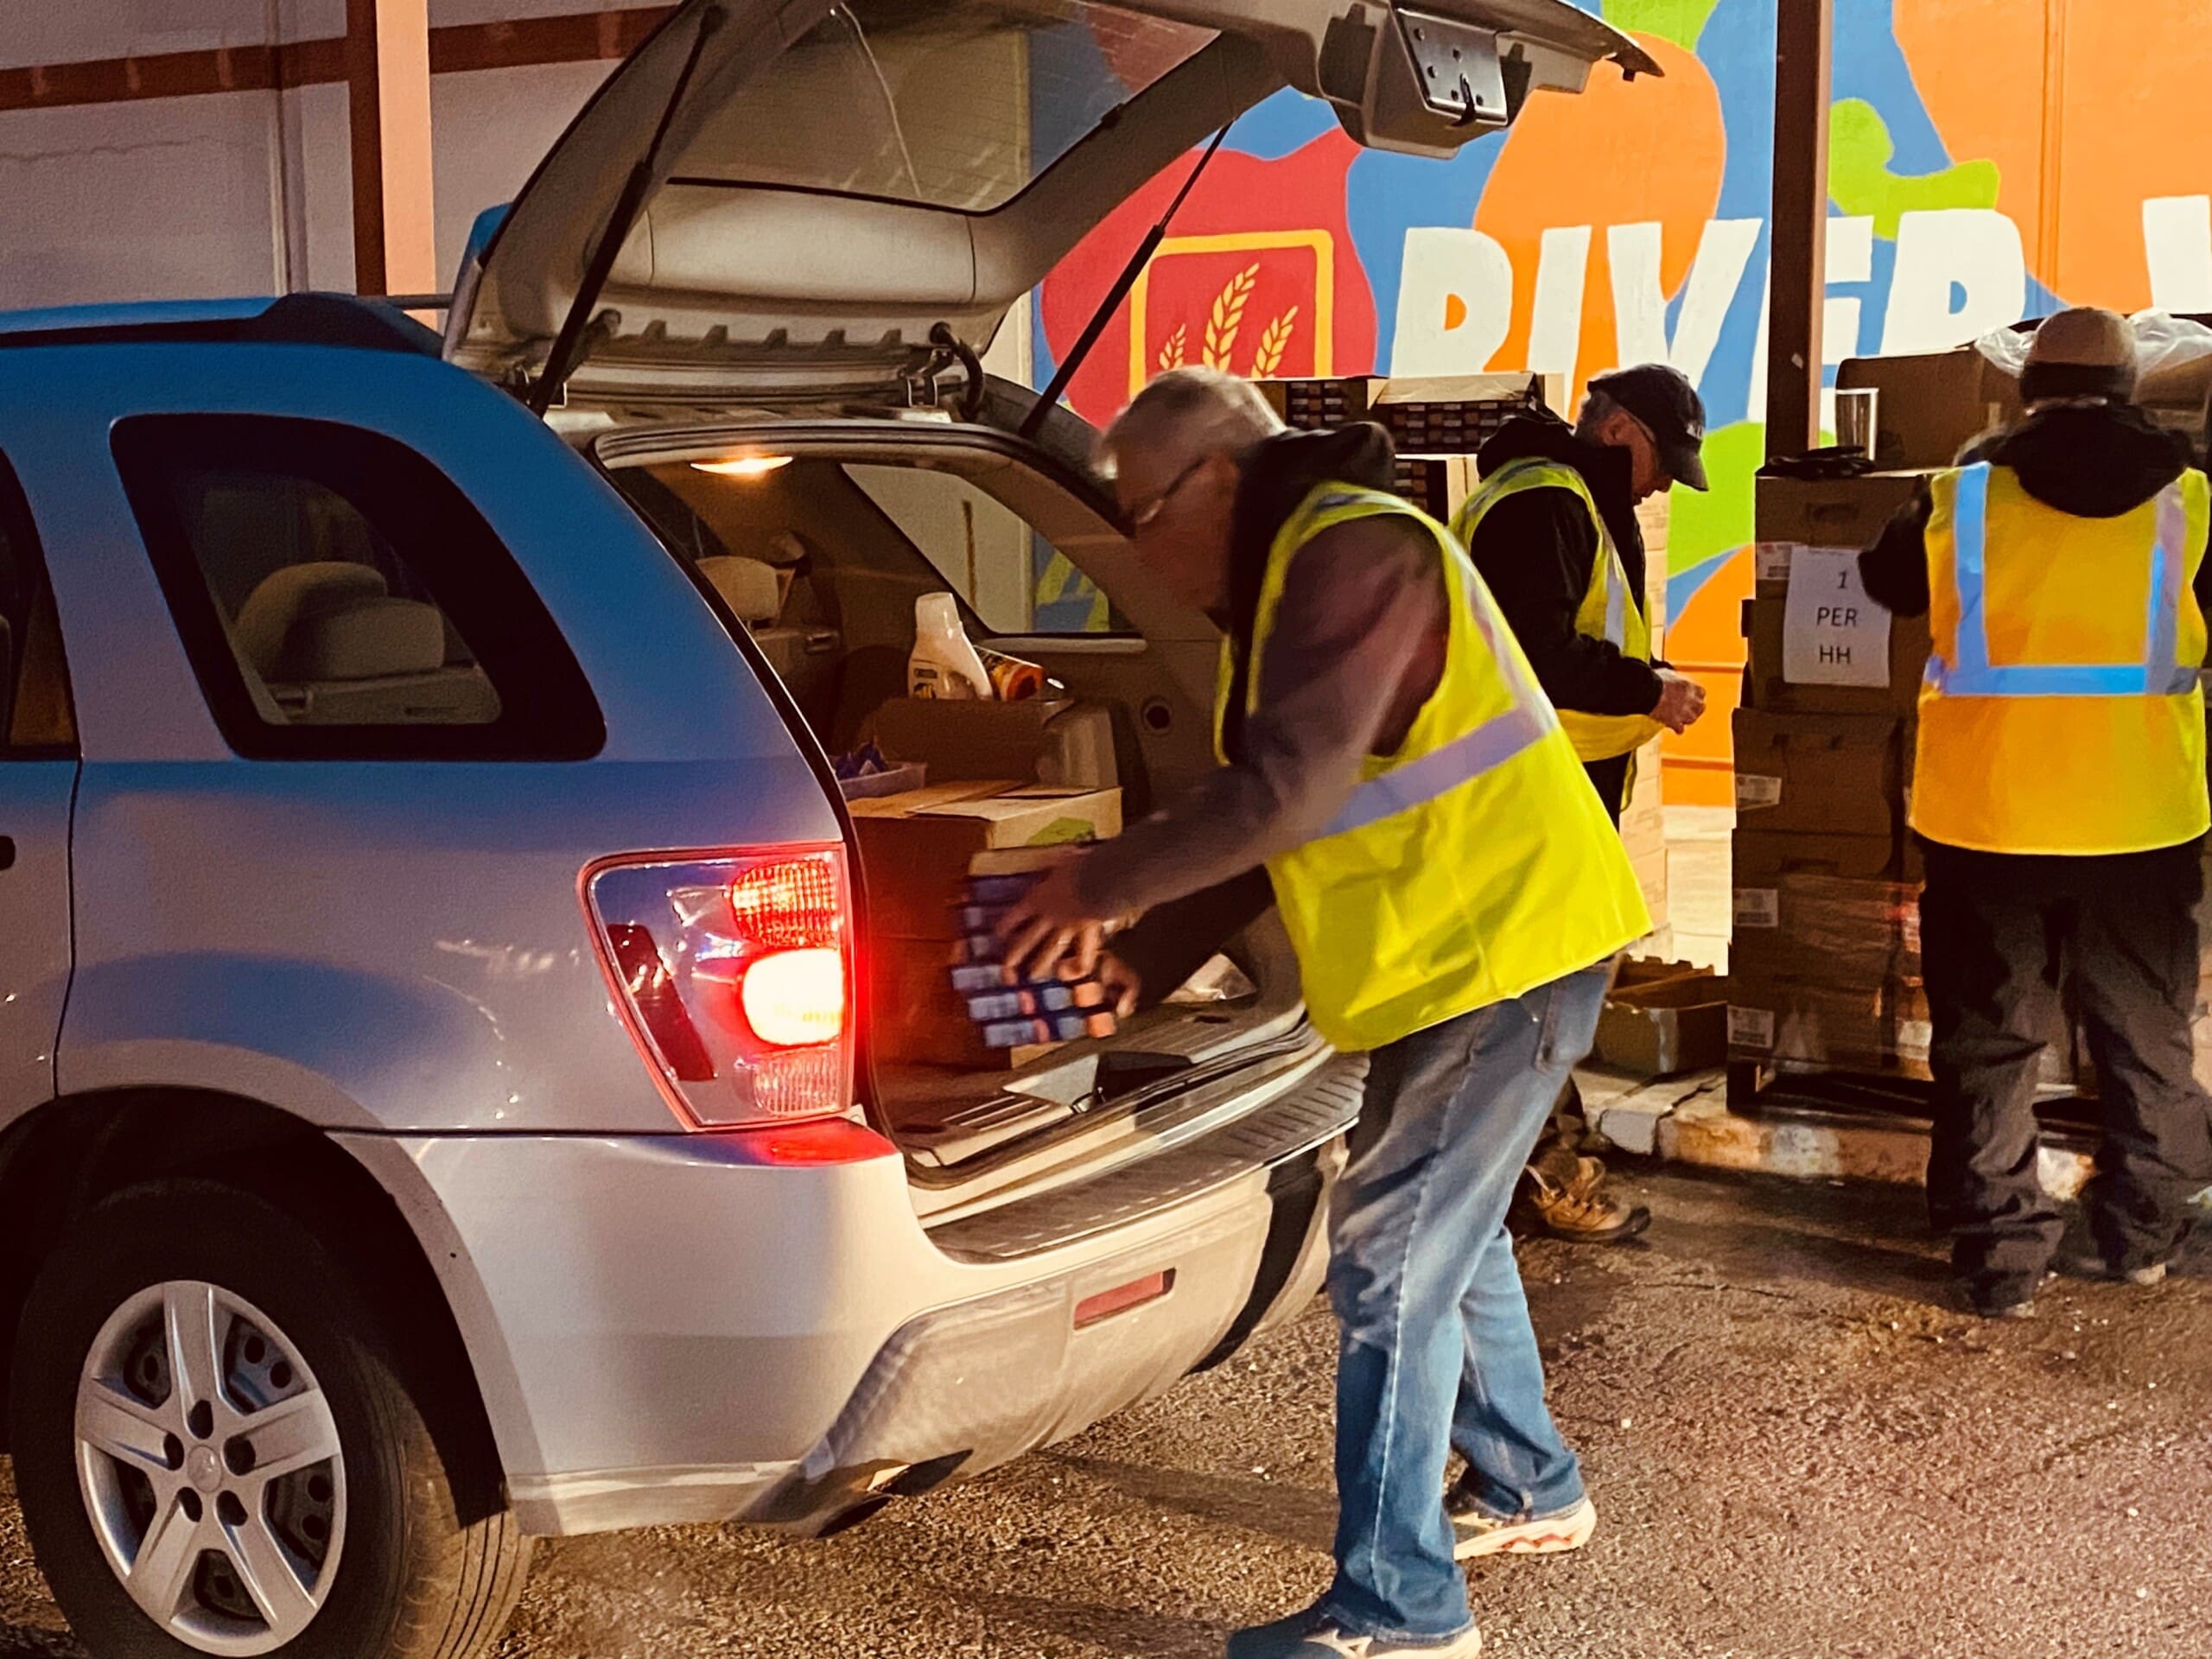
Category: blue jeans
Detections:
[{"x1": 1318, "y1": 964, "x2": 1611, "y2": 1641}]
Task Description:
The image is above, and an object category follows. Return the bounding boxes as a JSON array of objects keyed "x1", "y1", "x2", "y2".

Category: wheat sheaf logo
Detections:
[
  {"x1": 1128, "y1": 231, "x2": 1336, "y2": 396},
  {"x1": 1155, "y1": 264, "x2": 1299, "y2": 377}
]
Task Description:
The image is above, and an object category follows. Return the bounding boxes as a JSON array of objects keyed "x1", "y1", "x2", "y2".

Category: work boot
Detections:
[
  {"x1": 1518, "y1": 1157, "x2": 1649, "y2": 1244},
  {"x1": 1960, "y1": 1272, "x2": 2047, "y2": 1320},
  {"x1": 1447, "y1": 1490, "x2": 1598, "y2": 1560},
  {"x1": 1225, "y1": 1607, "x2": 1481, "y2": 1658}
]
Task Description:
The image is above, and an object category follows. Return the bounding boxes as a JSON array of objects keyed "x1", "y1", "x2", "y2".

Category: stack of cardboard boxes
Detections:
[
  {"x1": 1257, "y1": 372, "x2": 1559, "y2": 524},
  {"x1": 1727, "y1": 472, "x2": 1940, "y2": 1083},
  {"x1": 849, "y1": 700, "x2": 1123, "y2": 1070}
]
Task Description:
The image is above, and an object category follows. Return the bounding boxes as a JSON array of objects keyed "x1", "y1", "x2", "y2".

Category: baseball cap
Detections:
[{"x1": 1588, "y1": 363, "x2": 1710, "y2": 492}]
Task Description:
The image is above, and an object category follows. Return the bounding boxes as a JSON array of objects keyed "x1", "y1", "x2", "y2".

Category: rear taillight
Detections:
[{"x1": 584, "y1": 846, "x2": 855, "y2": 1130}]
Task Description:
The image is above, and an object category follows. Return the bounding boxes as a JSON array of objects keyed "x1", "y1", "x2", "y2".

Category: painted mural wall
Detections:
[{"x1": 1036, "y1": 0, "x2": 2212, "y2": 803}]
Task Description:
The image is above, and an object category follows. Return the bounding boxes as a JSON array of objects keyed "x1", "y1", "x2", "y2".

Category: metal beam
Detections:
[
  {"x1": 1765, "y1": 0, "x2": 1834, "y2": 461},
  {"x1": 346, "y1": 0, "x2": 436, "y2": 298}
]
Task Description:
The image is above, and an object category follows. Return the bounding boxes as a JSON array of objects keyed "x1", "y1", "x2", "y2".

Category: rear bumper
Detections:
[{"x1": 346, "y1": 1054, "x2": 1360, "y2": 1536}]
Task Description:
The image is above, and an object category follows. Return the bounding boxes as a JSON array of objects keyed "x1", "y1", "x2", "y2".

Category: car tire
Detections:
[{"x1": 8, "y1": 1179, "x2": 532, "y2": 1659}]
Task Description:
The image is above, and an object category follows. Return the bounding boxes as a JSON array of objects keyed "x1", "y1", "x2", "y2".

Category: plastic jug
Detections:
[{"x1": 908, "y1": 593, "x2": 992, "y2": 700}]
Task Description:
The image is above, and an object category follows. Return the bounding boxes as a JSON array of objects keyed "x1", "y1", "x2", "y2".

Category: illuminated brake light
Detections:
[
  {"x1": 741, "y1": 947, "x2": 846, "y2": 1046},
  {"x1": 732, "y1": 860, "x2": 840, "y2": 950},
  {"x1": 583, "y1": 846, "x2": 855, "y2": 1132}
]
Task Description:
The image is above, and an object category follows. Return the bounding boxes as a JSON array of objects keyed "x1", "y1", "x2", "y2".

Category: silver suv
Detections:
[{"x1": 0, "y1": 5, "x2": 1647, "y2": 1655}]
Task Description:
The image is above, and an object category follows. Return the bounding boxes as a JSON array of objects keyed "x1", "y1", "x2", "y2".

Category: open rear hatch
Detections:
[
  {"x1": 444, "y1": 0, "x2": 1657, "y2": 413},
  {"x1": 459, "y1": 0, "x2": 1656, "y2": 1213}
]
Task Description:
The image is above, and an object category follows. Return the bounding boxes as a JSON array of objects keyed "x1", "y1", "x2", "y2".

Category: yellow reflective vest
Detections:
[
  {"x1": 1917, "y1": 461, "x2": 2211, "y2": 855},
  {"x1": 1217, "y1": 482, "x2": 1649, "y2": 1052},
  {"x1": 1452, "y1": 458, "x2": 1666, "y2": 806}
]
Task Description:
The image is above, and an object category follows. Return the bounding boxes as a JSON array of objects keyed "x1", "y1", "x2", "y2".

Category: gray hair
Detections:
[
  {"x1": 1575, "y1": 389, "x2": 1622, "y2": 442},
  {"x1": 1100, "y1": 366, "x2": 1284, "y2": 477}
]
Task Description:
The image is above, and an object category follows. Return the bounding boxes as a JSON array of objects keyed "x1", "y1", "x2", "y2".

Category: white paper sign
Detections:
[
  {"x1": 1728, "y1": 1006, "x2": 1777, "y2": 1050},
  {"x1": 1733, "y1": 888, "x2": 1780, "y2": 929},
  {"x1": 1783, "y1": 547, "x2": 1890, "y2": 687},
  {"x1": 1735, "y1": 772, "x2": 1783, "y2": 810},
  {"x1": 1895, "y1": 1018, "x2": 1933, "y2": 1061}
]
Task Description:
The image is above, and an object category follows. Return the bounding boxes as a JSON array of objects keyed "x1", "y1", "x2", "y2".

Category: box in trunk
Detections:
[
  {"x1": 865, "y1": 698, "x2": 1117, "y2": 790},
  {"x1": 850, "y1": 783, "x2": 1122, "y2": 942}
]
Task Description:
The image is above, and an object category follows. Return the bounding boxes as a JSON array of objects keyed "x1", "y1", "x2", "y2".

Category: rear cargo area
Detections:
[{"x1": 604, "y1": 440, "x2": 1305, "y2": 1173}]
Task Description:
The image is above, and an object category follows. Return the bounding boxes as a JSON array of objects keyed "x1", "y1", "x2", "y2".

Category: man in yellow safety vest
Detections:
[
  {"x1": 1000, "y1": 367, "x2": 1649, "y2": 1659},
  {"x1": 1862, "y1": 307, "x2": 2212, "y2": 1320},
  {"x1": 1452, "y1": 364, "x2": 1714, "y2": 1244}
]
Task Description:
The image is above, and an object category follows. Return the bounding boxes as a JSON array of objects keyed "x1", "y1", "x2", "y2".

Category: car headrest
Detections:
[
  {"x1": 697, "y1": 556, "x2": 782, "y2": 626},
  {"x1": 763, "y1": 531, "x2": 812, "y2": 567},
  {"x1": 283, "y1": 596, "x2": 448, "y2": 682},
  {"x1": 235, "y1": 563, "x2": 389, "y2": 677}
]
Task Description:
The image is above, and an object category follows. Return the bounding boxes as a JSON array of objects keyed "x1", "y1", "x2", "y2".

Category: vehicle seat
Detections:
[
  {"x1": 696, "y1": 556, "x2": 782, "y2": 627},
  {"x1": 698, "y1": 553, "x2": 842, "y2": 726},
  {"x1": 234, "y1": 563, "x2": 390, "y2": 680},
  {"x1": 261, "y1": 587, "x2": 499, "y2": 726}
]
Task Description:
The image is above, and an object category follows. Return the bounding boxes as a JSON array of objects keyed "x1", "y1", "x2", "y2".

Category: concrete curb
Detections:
[{"x1": 1578, "y1": 1068, "x2": 2098, "y2": 1201}]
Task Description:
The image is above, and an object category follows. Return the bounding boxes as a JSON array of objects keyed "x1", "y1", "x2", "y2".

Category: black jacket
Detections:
[
  {"x1": 1464, "y1": 411, "x2": 1665, "y2": 717},
  {"x1": 1859, "y1": 402, "x2": 2212, "y2": 631}
]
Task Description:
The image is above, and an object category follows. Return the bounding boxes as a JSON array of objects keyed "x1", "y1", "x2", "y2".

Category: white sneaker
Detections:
[{"x1": 1448, "y1": 1493, "x2": 1598, "y2": 1560}]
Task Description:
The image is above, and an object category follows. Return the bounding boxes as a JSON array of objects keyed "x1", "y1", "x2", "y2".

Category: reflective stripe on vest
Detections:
[
  {"x1": 1931, "y1": 462, "x2": 2199, "y2": 698},
  {"x1": 1320, "y1": 701, "x2": 1552, "y2": 839},
  {"x1": 1264, "y1": 485, "x2": 1556, "y2": 843}
]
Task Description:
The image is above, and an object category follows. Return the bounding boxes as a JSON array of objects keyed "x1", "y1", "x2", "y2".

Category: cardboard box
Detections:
[
  {"x1": 1396, "y1": 454, "x2": 1480, "y2": 520},
  {"x1": 1731, "y1": 710, "x2": 1902, "y2": 840},
  {"x1": 1731, "y1": 874, "x2": 1921, "y2": 991},
  {"x1": 1596, "y1": 969, "x2": 1729, "y2": 1077},
  {"x1": 1742, "y1": 593, "x2": 1931, "y2": 715},
  {"x1": 1752, "y1": 472, "x2": 1931, "y2": 598},
  {"x1": 1727, "y1": 969, "x2": 1919, "y2": 1077},
  {"x1": 1835, "y1": 351, "x2": 2021, "y2": 471},
  {"x1": 869, "y1": 937, "x2": 997, "y2": 1068},
  {"x1": 1733, "y1": 828, "x2": 1902, "y2": 882},
  {"x1": 1258, "y1": 372, "x2": 1564, "y2": 445},
  {"x1": 1637, "y1": 493, "x2": 1669, "y2": 640},
  {"x1": 867, "y1": 938, "x2": 1084, "y2": 1071},
  {"x1": 850, "y1": 784, "x2": 1122, "y2": 939},
  {"x1": 866, "y1": 699, "x2": 1073, "y2": 785}
]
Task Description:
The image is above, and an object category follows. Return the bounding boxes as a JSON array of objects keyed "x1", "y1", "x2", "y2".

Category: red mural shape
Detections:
[{"x1": 1039, "y1": 130, "x2": 1378, "y2": 428}]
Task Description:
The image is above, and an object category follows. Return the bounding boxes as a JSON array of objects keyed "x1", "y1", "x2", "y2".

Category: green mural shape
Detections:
[
  {"x1": 1600, "y1": 0, "x2": 1719, "y2": 50},
  {"x1": 1667, "y1": 420, "x2": 1764, "y2": 578},
  {"x1": 1827, "y1": 98, "x2": 1999, "y2": 241}
]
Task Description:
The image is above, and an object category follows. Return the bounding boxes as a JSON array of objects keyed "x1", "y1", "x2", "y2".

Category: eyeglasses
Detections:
[{"x1": 1129, "y1": 454, "x2": 1214, "y2": 531}]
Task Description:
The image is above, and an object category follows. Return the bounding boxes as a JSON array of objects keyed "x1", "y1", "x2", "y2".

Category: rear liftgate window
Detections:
[
  {"x1": 671, "y1": 1, "x2": 1216, "y2": 213},
  {"x1": 113, "y1": 416, "x2": 603, "y2": 760}
]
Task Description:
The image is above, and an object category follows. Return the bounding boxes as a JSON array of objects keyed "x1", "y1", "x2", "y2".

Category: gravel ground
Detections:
[{"x1": 6, "y1": 1165, "x2": 2209, "y2": 1659}]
